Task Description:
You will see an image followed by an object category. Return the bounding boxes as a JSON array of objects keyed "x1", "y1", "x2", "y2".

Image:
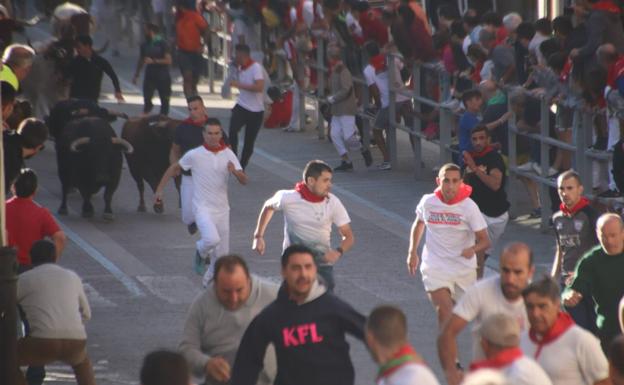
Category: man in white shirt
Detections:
[
  {"x1": 520, "y1": 276, "x2": 610, "y2": 385},
  {"x1": 407, "y1": 163, "x2": 490, "y2": 334},
  {"x1": 17, "y1": 240, "x2": 95, "y2": 385},
  {"x1": 366, "y1": 305, "x2": 441, "y2": 385},
  {"x1": 252, "y1": 160, "x2": 354, "y2": 291},
  {"x1": 179, "y1": 255, "x2": 278, "y2": 385},
  {"x1": 469, "y1": 313, "x2": 552, "y2": 385},
  {"x1": 438, "y1": 242, "x2": 533, "y2": 385},
  {"x1": 155, "y1": 118, "x2": 248, "y2": 285},
  {"x1": 228, "y1": 44, "x2": 265, "y2": 169}
]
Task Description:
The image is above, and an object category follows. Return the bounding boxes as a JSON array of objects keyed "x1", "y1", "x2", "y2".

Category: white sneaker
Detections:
[
  {"x1": 377, "y1": 162, "x2": 392, "y2": 170},
  {"x1": 532, "y1": 163, "x2": 558, "y2": 177},
  {"x1": 516, "y1": 161, "x2": 535, "y2": 172}
]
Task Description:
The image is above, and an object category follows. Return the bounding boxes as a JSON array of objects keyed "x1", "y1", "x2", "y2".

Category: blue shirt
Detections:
[{"x1": 459, "y1": 111, "x2": 480, "y2": 153}]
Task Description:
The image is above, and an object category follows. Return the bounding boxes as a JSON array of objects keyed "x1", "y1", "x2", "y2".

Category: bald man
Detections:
[
  {"x1": 565, "y1": 213, "x2": 624, "y2": 351},
  {"x1": 438, "y1": 242, "x2": 534, "y2": 385}
]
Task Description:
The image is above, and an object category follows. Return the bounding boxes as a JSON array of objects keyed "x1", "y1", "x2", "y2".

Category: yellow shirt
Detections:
[{"x1": 0, "y1": 64, "x2": 18, "y2": 91}]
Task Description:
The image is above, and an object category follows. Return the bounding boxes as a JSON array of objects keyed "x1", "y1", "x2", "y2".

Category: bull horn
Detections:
[
  {"x1": 70, "y1": 137, "x2": 90, "y2": 152},
  {"x1": 111, "y1": 137, "x2": 134, "y2": 154}
]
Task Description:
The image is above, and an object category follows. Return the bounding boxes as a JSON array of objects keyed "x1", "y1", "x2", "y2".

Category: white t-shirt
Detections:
[
  {"x1": 364, "y1": 64, "x2": 376, "y2": 87},
  {"x1": 178, "y1": 147, "x2": 242, "y2": 211},
  {"x1": 236, "y1": 62, "x2": 265, "y2": 112},
  {"x1": 454, "y1": 276, "x2": 529, "y2": 359},
  {"x1": 266, "y1": 190, "x2": 350, "y2": 257},
  {"x1": 374, "y1": 60, "x2": 410, "y2": 108},
  {"x1": 346, "y1": 11, "x2": 363, "y2": 38},
  {"x1": 503, "y1": 356, "x2": 553, "y2": 385},
  {"x1": 18, "y1": 264, "x2": 91, "y2": 340},
  {"x1": 520, "y1": 325, "x2": 609, "y2": 385},
  {"x1": 377, "y1": 363, "x2": 441, "y2": 385},
  {"x1": 415, "y1": 193, "x2": 487, "y2": 272}
]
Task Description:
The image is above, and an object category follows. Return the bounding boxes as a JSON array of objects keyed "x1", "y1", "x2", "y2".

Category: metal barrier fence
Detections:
[{"x1": 199, "y1": 17, "x2": 614, "y2": 230}]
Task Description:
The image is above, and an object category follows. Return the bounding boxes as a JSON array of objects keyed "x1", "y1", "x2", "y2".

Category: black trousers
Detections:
[
  {"x1": 143, "y1": 69, "x2": 171, "y2": 115},
  {"x1": 228, "y1": 104, "x2": 264, "y2": 169}
]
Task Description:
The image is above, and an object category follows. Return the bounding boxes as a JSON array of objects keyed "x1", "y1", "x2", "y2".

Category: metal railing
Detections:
[{"x1": 198, "y1": 19, "x2": 615, "y2": 230}]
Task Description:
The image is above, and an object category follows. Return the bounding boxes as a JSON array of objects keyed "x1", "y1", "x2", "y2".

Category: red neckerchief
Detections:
[
  {"x1": 559, "y1": 58, "x2": 573, "y2": 82},
  {"x1": 529, "y1": 312, "x2": 575, "y2": 359},
  {"x1": 560, "y1": 196, "x2": 590, "y2": 217},
  {"x1": 203, "y1": 140, "x2": 228, "y2": 154},
  {"x1": 376, "y1": 344, "x2": 423, "y2": 381},
  {"x1": 593, "y1": 0, "x2": 621, "y2": 13},
  {"x1": 294, "y1": 181, "x2": 325, "y2": 203},
  {"x1": 469, "y1": 347, "x2": 523, "y2": 371},
  {"x1": 434, "y1": 183, "x2": 473, "y2": 205},
  {"x1": 469, "y1": 145, "x2": 495, "y2": 159},
  {"x1": 369, "y1": 54, "x2": 386, "y2": 72},
  {"x1": 183, "y1": 115, "x2": 208, "y2": 127},
  {"x1": 240, "y1": 58, "x2": 255, "y2": 71}
]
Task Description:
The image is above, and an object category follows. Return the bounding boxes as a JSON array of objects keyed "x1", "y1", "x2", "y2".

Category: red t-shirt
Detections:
[
  {"x1": 6, "y1": 197, "x2": 61, "y2": 265},
  {"x1": 176, "y1": 9, "x2": 208, "y2": 53}
]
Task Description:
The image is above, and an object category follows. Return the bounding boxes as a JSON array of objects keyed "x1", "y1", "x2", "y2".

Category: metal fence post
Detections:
[
  {"x1": 316, "y1": 38, "x2": 325, "y2": 139},
  {"x1": 361, "y1": 82, "x2": 371, "y2": 149},
  {"x1": 538, "y1": 97, "x2": 551, "y2": 230},
  {"x1": 387, "y1": 54, "x2": 398, "y2": 167},
  {"x1": 0, "y1": 247, "x2": 17, "y2": 385},
  {"x1": 411, "y1": 62, "x2": 422, "y2": 178},
  {"x1": 221, "y1": 13, "x2": 230, "y2": 85},
  {"x1": 576, "y1": 110, "x2": 593, "y2": 189},
  {"x1": 207, "y1": 11, "x2": 215, "y2": 94}
]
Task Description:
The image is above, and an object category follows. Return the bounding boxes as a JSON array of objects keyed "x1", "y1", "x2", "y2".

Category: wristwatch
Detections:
[{"x1": 336, "y1": 247, "x2": 344, "y2": 256}]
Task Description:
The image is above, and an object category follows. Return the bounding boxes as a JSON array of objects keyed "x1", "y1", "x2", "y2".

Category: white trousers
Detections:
[
  {"x1": 330, "y1": 115, "x2": 360, "y2": 156},
  {"x1": 288, "y1": 83, "x2": 301, "y2": 130},
  {"x1": 483, "y1": 211, "x2": 509, "y2": 255},
  {"x1": 180, "y1": 175, "x2": 194, "y2": 225},
  {"x1": 195, "y1": 207, "x2": 229, "y2": 261},
  {"x1": 608, "y1": 116, "x2": 621, "y2": 190}
]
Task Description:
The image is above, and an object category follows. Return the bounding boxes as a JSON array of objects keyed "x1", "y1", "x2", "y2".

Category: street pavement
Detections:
[{"x1": 18, "y1": 10, "x2": 557, "y2": 385}]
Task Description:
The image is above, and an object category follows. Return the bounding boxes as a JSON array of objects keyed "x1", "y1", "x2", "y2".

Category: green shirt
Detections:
[{"x1": 570, "y1": 245, "x2": 624, "y2": 339}]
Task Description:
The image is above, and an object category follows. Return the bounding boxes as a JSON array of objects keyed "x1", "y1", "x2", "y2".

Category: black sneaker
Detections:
[
  {"x1": 528, "y1": 207, "x2": 541, "y2": 219},
  {"x1": 599, "y1": 189, "x2": 622, "y2": 198},
  {"x1": 334, "y1": 161, "x2": 354, "y2": 172},
  {"x1": 187, "y1": 222, "x2": 198, "y2": 235},
  {"x1": 362, "y1": 149, "x2": 373, "y2": 167}
]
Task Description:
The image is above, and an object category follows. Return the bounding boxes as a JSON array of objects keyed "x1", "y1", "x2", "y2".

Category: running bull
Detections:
[
  {"x1": 55, "y1": 115, "x2": 132, "y2": 219},
  {"x1": 121, "y1": 115, "x2": 181, "y2": 213}
]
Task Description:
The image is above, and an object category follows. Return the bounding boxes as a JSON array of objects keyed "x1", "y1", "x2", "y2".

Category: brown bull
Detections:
[{"x1": 121, "y1": 115, "x2": 181, "y2": 213}]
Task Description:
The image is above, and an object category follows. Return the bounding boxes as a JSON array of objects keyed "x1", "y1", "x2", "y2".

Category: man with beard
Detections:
[
  {"x1": 463, "y1": 125, "x2": 510, "y2": 278},
  {"x1": 438, "y1": 242, "x2": 534, "y2": 385},
  {"x1": 231, "y1": 244, "x2": 365, "y2": 385},
  {"x1": 252, "y1": 160, "x2": 353, "y2": 291}
]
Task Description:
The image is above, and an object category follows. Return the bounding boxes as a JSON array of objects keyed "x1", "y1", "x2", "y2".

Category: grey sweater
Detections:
[
  {"x1": 329, "y1": 62, "x2": 357, "y2": 116},
  {"x1": 179, "y1": 275, "x2": 278, "y2": 385}
]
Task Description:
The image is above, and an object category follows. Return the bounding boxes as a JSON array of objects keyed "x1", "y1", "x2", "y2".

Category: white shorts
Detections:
[
  {"x1": 483, "y1": 211, "x2": 509, "y2": 255},
  {"x1": 421, "y1": 266, "x2": 476, "y2": 302}
]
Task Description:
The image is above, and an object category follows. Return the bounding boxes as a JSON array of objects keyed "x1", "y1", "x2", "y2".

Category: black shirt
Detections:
[
  {"x1": 3, "y1": 130, "x2": 23, "y2": 193},
  {"x1": 174, "y1": 121, "x2": 204, "y2": 155},
  {"x1": 464, "y1": 149, "x2": 510, "y2": 217},
  {"x1": 553, "y1": 204, "x2": 599, "y2": 281},
  {"x1": 68, "y1": 53, "x2": 122, "y2": 102},
  {"x1": 140, "y1": 37, "x2": 170, "y2": 76}
]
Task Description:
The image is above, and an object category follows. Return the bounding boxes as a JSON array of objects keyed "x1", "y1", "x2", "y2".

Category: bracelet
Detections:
[
  {"x1": 254, "y1": 234, "x2": 263, "y2": 239},
  {"x1": 336, "y1": 246, "x2": 344, "y2": 256}
]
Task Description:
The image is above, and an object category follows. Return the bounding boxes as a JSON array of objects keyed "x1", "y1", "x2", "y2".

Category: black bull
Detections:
[
  {"x1": 121, "y1": 115, "x2": 181, "y2": 213},
  {"x1": 56, "y1": 116, "x2": 133, "y2": 219}
]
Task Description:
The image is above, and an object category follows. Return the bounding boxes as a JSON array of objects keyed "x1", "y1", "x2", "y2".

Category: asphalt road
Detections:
[{"x1": 16, "y1": 9, "x2": 557, "y2": 385}]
